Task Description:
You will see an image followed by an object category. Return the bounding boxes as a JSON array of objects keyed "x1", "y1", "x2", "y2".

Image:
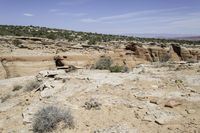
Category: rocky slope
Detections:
[
  {"x1": 0, "y1": 62, "x2": 200, "y2": 133},
  {"x1": 0, "y1": 34, "x2": 200, "y2": 133}
]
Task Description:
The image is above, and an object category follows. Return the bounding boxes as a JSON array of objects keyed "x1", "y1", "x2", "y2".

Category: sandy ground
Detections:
[{"x1": 0, "y1": 62, "x2": 200, "y2": 133}]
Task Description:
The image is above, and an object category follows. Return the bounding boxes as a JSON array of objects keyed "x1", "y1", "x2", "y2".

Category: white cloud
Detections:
[
  {"x1": 81, "y1": 18, "x2": 98, "y2": 23},
  {"x1": 80, "y1": 7, "x2": 188, "y2": 23},
  {"x1": 23, "y1": 13, "x2": 34, "y2": 17},
  {"x1": 56, "y1": 12, "x2": 87, "y2": 17},
  {"x1": 79, "y1": 6, "x2": 200, "y2": 34},
  {"x1": 49, "y1": 9, "x2": 87, "y2": 17},
  {"x1": 49, "y1": 9, "x2": 60, "y2": 13}
]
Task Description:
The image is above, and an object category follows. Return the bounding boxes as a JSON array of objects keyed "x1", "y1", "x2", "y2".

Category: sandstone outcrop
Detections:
[{"x1": 126, "y1": 43, "x2": 200, "y2": 62}]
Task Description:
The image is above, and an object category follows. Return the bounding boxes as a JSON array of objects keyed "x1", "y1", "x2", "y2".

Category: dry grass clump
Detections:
[
  {"x1": 33, "y1": 106, "x2": 74, "y2": 133},
  {"x1": 12, "y1": 85, "x2": 23, "y2": 91},
  {"x1": 0, "y1": 95, "x2": 11, "y2": 103},
  {"x1": 83, "y1": 99, "x2": 102, "y2": 110},
  {"x1": 94, "y1": 56, "x2": 129, "y2": 73},
  {"x1": 95, "y1": 56, "x2": 112, "y2": 70},
  {"x1": 109, "y1": 65, "x2": 129, "y2": 73},
  {"x1": 25, "y1": 79, "x2": 41, "y2": 91}
]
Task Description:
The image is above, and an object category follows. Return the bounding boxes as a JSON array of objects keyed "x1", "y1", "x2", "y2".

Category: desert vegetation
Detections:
[
  {"x1": 94, "y1": 56, "x2": 112, "y2": 70},
  {"x1": 25, "y1": 79, "x2": 41, "y2": 92},
  {"x1": 0, "y1": 95, "x2": 11, "y2": 103},
  {"x1": 94, "y1": 57, "x2": 128, "y2": 73},
  {"x1": 83, "y1": 99, "x2": 102, "y2": 110},
  {"x1": 12, "y1": 84, "x2": 23, "y2": 91},
  {"x1": 32, "y1": 106, "x2": 74, "y2": 133},
  {"x1": 109, "y1": 65, "x2": 129, "y2": 73},
  {"x1": 0, "y1": 25, "x2": 199, "y2": 46}
]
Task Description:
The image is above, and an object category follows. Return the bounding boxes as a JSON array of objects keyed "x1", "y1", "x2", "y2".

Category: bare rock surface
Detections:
[{"x1": 94, "y1": 124, "x2": 138, "y2": 133}]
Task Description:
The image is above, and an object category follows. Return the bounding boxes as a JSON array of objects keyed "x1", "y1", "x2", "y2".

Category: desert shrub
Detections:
[
  {"x1": 33, "y1": 106, "x2": 74, "y2": 133},
  {"x1": 175, "y1": 79, "x2": 183, "y2": 84},
  {"x1": 187, "y1": 59, "x2": 198, "y2": 64},
  {"x1": 62, "y1": 79, "x2": 66, "y2": 83},
  {"x1": 109, "y1": 65, "x2": 129, "y2": 73},
  {"x1": 46, "y1": 33, "x2": 57, "y2": 40},
  {"x1": 25, "y1": 80, "x2": 40, "y2": 91},
  {"x1": 95, "y1": 57, "x2": 112, "y2": 70},
  {"x1": 12, "y1": 39, "x2": 22, "y2": 46},
  {"x1": 175, "y1": 64, "x2": 189, "y2": 71},
  {"x1": 83, "y1": 99, "x2": 102, "y2": 110},
  {"x1": 13, "y1": 85, "x2": 23, "y2": 91},
  {"x1": 160, "y1": 53, "x2": 171, "y2": 62}
]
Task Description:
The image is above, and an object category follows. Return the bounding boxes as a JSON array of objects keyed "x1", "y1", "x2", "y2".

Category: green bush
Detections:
[
  {"x1": 95, "y1": 57, "x2": 112, "y2": 70},
  {"x1": 47, "y1": 33, "x2": 57, "y2": 40},
  {"x1": 109, "y1": 65, "x2": 129, "y2": 73}
]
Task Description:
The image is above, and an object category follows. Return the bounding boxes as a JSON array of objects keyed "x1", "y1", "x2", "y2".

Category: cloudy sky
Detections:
[{"x1": 0, "y1": 0, "x2": 200, "y2": 35}]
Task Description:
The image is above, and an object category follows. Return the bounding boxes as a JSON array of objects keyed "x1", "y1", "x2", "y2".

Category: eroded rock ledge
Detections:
[{"x1": 0, "y1": 36, "x2": 199, "y2": 79}]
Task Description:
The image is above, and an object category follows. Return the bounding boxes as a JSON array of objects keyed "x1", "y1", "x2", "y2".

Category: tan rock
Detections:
[
  {"x1": 185, "y1": 109, "x2": 196, "y2": 114},
  {"x1": 164, "y1": 99, "x2": 182, "y2": 108}
]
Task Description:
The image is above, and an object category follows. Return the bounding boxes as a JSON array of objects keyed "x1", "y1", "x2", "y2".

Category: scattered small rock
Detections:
[
  {"x1": 185, "y1": 109, "x2": 196, "y2": 114},
  {"x1": 164, "y1": 99, "x2": 182, "y2": 108},
  {"x1": 149, "y1": 97, "x2": 161, "y2": 105},
  {"x1": 94, "y1": 124, "x2": 138, "y2": 133},
  {"x1": 142, "y1": 115, "x2": 154, "y2": 122},
  {"x1": 83, "y1": 98, "x2": 102, "y2": 110}
]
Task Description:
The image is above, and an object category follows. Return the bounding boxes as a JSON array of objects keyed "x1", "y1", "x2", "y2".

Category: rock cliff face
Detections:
[{"x1": 126, "y1": 43, "x2": 200, "y2": 62}]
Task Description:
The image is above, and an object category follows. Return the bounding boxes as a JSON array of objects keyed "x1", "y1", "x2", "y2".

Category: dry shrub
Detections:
[
  {"x1": 25, "y1": 80, "x2": 41, "y2": 91},
  {"x1": 109, "y1": 65, "x2": 129, "y2": 73},
  {"x1": 95, "y1": 56, "x2": 112, "y2": 70},
  {"x1": 1, "y1": 95, "x2": 11, "y2": 103},
  {"x1": 12, "y1": 85, "x2": 23, "y2": 91},
  {"x1": 83, "y1": 99, "x2": 102, "y2": 110},
  {"x1": 33, "y1": 106, "x2": 74, "y2": 133}
]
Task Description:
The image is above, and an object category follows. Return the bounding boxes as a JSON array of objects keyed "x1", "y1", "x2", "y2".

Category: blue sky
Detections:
[{"x1": 0, "y1": 0, "x2": 200, "y2": 35}]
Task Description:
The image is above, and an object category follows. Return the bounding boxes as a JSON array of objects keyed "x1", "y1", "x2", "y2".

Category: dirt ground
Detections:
[{"x1": 0, "y1": 62, "x2": 200, "y2": 133}]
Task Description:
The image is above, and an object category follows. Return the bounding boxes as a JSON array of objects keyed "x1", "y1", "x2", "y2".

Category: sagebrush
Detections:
[
  {"x1": 95, "y1": 56, "x2": 112, "y2": 70},
  {"x1": 109, "y1": 65, "x2": 129, "y2": 73},
  {"x1": 83, "y1": 99, "x2": 101, "y2": 110},
  {"x1": 33, "y1": 106, "x2": 74, "y2": 133}
]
